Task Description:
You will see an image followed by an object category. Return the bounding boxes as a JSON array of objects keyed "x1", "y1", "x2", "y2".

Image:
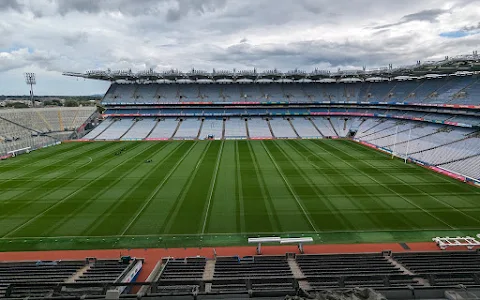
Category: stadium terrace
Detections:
[{"x1": 0, "y1": 52, "x2": 480, "y2": 299}]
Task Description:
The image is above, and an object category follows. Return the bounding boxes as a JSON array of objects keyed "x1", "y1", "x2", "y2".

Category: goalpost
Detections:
[{"x1": 7, "y1": 146, "x2": 32, "y2": 157}]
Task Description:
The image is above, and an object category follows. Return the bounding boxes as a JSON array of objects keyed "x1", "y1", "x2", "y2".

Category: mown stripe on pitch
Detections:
[
  {"x1": 83, "y1": 142, "x2": 187, "y2": 236},
  {"x1": 337, "y1": 140, "x2": 480, "y2": 228},
  {"x1": 311, "y1": 140, "x2": 461, "y2": 230},
  {"x1": 168, "y1": 141, "x2": 223, "y2": 234},
  {"x1": 121, "y1": 141, "x2": 204, "y2": 235},
  {"x1": 307, "y1": 140, "x2": 445, "y2": 230},
  {"x1": 238, "y1": 140, "x2": 274, "y2": 233},
  {"x1": 43, "y1": 142, "x2": 169, "y2": 236},
  {"x1": 159, "y1": 141, "x2": 214, "y2": 234},
  {"x1": 292, "y1": 140, "x2": 418, "y2": 231},
  {"x1": 0, "y1": 142, "x2": 90, "y2": 167},
  {"x1": 249, "y1": 141, "x2": 312, "y2": 232},
  {"x1": 201, "y1": 140, "x2": 225, "y2": 234},
  {"x1": 235, "y1": 140, "x2": 245, "y2": 233},
  {"x1": 0, "y1": 142, "x2": 120, "y2": 216},
  {"x1": 265, "y1": 140, "x2": 348, "y2": 231},
  {"x1": 203, "y1": 141, "x2": 239, "y2": 234},
  {"x1": 249, "y1": 141, "x2": 282, "y2": 232},
  {"x1": 2, "y1": 142, "x2": 146, "y2": 238},
  {"x1": 104, "y1": 142, "x2": 198, "y2": 236},
  {"x1": 280, "y1": 140, "x2": 355, "y2": 230},
  {"x1": 0, "y1": 142, "x2": 107, "y2": 189},
  {"x1": 0, "y1": 142, "x2": 126, "y2": 237},
  {"x1": 261, "y1": 140, "x2": 319, "y2": 232}
]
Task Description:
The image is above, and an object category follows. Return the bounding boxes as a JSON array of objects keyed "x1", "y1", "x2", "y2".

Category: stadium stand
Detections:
[
  {"x1": 121, "y1": 118, "x2": 157, "y2": 140},
  {"x1": 173, "y1": 119, "x2": 201, "y2": 139},
  {"x1": 0, "y1": 107, "x2": 95, "y2": 157},
  {"x1": 269, "y1": 118, "x2": 298, "y2": 138},
  {"x1": 290, "y1": 118, "x2": 322, "y2": 138},
  {"x1": 225, "y1": 118, "x2": 247, "y2": 139},
  {"x1": 96, "y1": 118, "x2": 134, "y2": 140},
  {"x1": 199, "y1": 118, "x2": 223, "y2": 140},
  {"x1": 74, "y1": 70, "x2": 480, "y2": 181},
  {"x1": 247, "y1": 118, "x2": 272, "y2": 139},
  {"x1": 0, "y1": 258, "x2": 141, "y2": 298}
]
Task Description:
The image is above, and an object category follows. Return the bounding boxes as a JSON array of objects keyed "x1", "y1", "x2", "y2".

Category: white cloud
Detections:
[{"x1": 0, "y1": 0, "x2": 479, "y2": 95}]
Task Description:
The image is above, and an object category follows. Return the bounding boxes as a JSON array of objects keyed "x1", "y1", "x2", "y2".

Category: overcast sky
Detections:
[{"x1": 1, "y1": 0, "x2": 479, "y2": 95}]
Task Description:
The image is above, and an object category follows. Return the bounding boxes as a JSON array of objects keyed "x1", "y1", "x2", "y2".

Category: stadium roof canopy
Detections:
[{"x1": 63, "y1": 52, "x2": 480, "y2": 83}]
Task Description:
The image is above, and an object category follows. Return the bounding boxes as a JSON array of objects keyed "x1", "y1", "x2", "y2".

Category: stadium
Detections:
[{"x1": 1, "y1": 51, "x2": 480, "y2": 299}]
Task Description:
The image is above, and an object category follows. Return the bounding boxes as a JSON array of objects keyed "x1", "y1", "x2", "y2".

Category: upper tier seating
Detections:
[{"x1": 102, "y1": 76, "x2": 480, "y2": 105}]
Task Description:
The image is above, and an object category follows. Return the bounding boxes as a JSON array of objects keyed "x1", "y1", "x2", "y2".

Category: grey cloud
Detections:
[
  {"x1": 166, "y1": 0, "x2": 227, "y2": 22},
  {"x1": 374, "y1": 8, "x2": 449, "y2": 29},
  {"x1": 57, "y1": 0, "x2": 103, "y2": 15},
  {"x1": 0, "y1": 0, "x2": 22, "y2": 11},
  {"x1": 461, "y1": 22, "x2": 480, "y2": 31},
  {"x1": 63, "y1": 32, "x2": 89, "y2": 47}
]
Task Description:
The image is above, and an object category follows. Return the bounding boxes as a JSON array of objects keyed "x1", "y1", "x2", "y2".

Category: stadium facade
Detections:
[{"x1": 62, "y1": 54, "x2": 480, "y2": 183}]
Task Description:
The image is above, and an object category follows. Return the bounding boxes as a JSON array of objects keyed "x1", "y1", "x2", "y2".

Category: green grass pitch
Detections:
[{"x1": 0, "y1": 139, "x2": 479, "y2": 251}]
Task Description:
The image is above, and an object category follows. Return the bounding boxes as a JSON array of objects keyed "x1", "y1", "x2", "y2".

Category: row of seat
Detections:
[
  {"x1": 155, "y1": 251, "x2": 480, "y2": 295},
  {"x1": 104, "y1": 77, "x2": 480, "y2": 105}
]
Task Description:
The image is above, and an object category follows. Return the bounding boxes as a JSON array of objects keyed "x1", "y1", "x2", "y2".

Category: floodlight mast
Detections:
[{"x1": 24, "y1": 73, "x2": 36, "y2": 107}]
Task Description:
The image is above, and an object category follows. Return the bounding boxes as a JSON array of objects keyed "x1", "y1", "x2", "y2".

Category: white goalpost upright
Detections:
[
  {"x1": 391, "y1": 125, "x2": 398, "y2": 159},
  {"x1": 404, "y1": 128, "x2": 412, "y2": 163}
]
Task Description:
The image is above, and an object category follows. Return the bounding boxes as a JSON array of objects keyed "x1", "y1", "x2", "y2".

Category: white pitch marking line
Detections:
[
  {"x1": 120, "y1": 142, "x2": 197, "y2": 236},
  {"x1": 201, "y1": 141, "x2": 224, "y2": 234},
  {"x1": 325, "y1": 141, "x2": 456, "y2": 229},
  {"x1": 261, "y1": 141, "x2": 319, "y2": 233}
]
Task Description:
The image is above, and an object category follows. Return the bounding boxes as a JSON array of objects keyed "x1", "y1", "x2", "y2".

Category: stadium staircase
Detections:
[
  {"x1": 93, "y1": 119, "x2": 116, "y2": 140},
  {"x1": 287, "y1": 257, "x2": 310, "y2": 290},
  {"x1": 170, "y1": 119, "x2": 182, "y2": 139},
  {"x1": 119, "y1": 118, "x2": 137, "y2": 140},
  {"x1": 328, "y1": 118, "x2": 339, "y2": 136},
  {"x1": 65, "y1": 265, "x2": 91, "y2": 283},
  {"x1": 36, "y1": 111, "x2": 53, "y2": 132},
  {"x1": 406, "y1": 80, "x2": 426, "y2": 101},
  {"x1": 57, "y1": 111, "x2": 64, "y2": 131},
  {"x1": 423, "y1": 78, "x2": 452, "y2": 103},
  {"x1": 144, "y1": 119, "x2": 160, "y2": 139},
  {"x1": 383, "y1": 82, "x2": 399, "y2": 101},
  {"x1": 288, "y1": 118, "x2": 301, "y2": 138},
  {"x1": 196, "y1": 118, "x2": 204, "y2": 140},
  {"x1": 359, "y1": 119, "x2": 386, "y2": 136},
  {"x1": 221, "y1": 119, "x2": 226, "y2": 140},
  {"x1": 266, "y1": 118, "x2": 276, "y2": 138},
  {"x1": 70, "y1": 110, "x2": 80, "y2": 129},
  {"x1": 309, "y1": 118, "x2": 325, "y2": 137},
  {"x1": 245, "y1": 119, "x2": 250, "y2": 139},
  {"x1": 447, "y1": 77, "x2": 480, "y2": 103}
]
